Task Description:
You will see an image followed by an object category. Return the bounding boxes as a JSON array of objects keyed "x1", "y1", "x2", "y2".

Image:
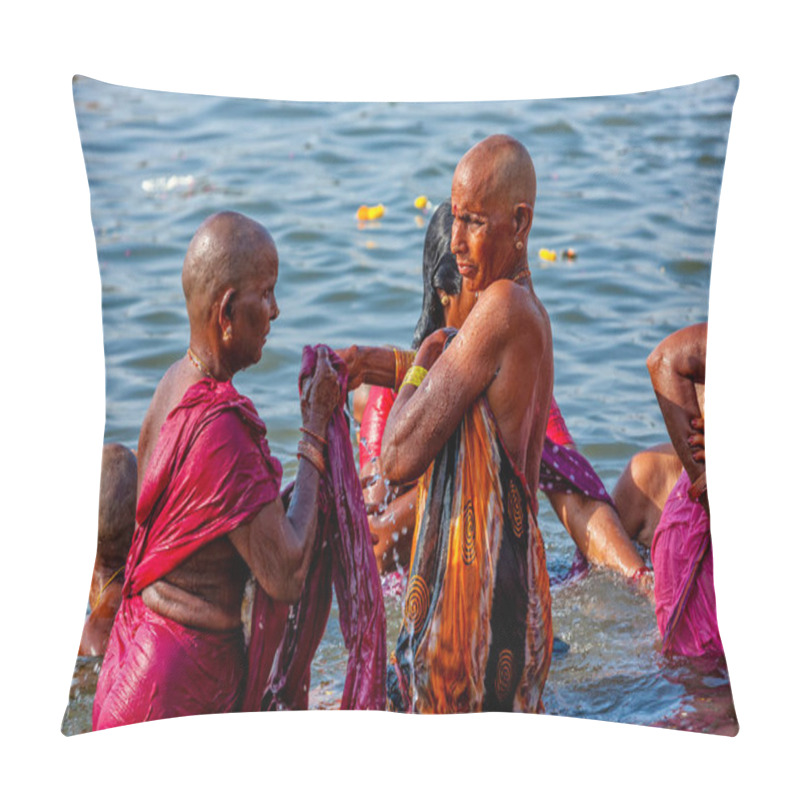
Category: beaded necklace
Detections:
[{"x1": 187, "y1": 347, "x2": 214, "y2": 379}]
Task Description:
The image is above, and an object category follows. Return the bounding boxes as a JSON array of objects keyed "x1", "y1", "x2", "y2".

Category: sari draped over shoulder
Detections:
[
  {"x1": 94, "y1": 351, "x2": 386, "y2": 730},
  {"x1": 94, "y1": 380, "x2": 283, "y2": 729},
  {"x1": 388, "y1": 397, "x2": 552, "y2": 713}
]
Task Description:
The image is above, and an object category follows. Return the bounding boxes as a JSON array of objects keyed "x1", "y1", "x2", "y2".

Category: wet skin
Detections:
[
  {"x1": 647, "y1": 322, "x2": 709, "y2": 516},
  {"x1": 382, "y1": 138, "x2": 554, "y2": 501}
]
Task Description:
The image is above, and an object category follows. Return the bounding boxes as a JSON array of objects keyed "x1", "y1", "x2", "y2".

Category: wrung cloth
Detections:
[{"x1": 243, "y1": 345, "x2": 386, "y2": 711}]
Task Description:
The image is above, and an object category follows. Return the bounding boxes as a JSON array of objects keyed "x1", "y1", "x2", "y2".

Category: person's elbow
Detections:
[
  {"x1": 271, "y1": 567, "x2": 305, "y2": 605},
  {"x1": 270, "y1": 541, "x2": 310, "y2": 605},
  {"x1": 381, "y1": 442, "x2": 420, "y2": 485}
]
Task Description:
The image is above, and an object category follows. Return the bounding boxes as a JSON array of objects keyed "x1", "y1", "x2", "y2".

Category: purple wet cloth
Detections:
[
  {"x1": 242, "y1": 345, "x2": 386, "y2": 711},
  {"x1": 538, "y1": 439, "x2": 613, "y2": 505}
]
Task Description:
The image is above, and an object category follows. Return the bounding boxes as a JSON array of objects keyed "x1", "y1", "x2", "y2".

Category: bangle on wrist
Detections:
[
  {"x1": 399, "y1": 364, "x2": 428, "y2": 391},
  {"x1": 629, "y1": 567, "x2": 652, "y2": 584},
  {"x1": 393, "y1": 348, "x2": 417, "y2": 392},
  {"x1": 300, "y1": 426, "x2": 327, "y2": 450},
  {"x1": 297, "y1": 439, "x2": 326, "y2": 475}
]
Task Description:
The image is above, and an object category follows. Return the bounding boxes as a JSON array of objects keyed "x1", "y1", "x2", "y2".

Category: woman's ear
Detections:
[
  {"x1": 514, "y1": 202, "x2": 534, "y2": 240},
  {"x1": 218, "y1": 288, "x2": 236, "y2": 338}
]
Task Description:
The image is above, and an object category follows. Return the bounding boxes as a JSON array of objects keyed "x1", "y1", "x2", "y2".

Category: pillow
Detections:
[{"x1": 63, "y1": 75, "x2": 738, "y2": 735}]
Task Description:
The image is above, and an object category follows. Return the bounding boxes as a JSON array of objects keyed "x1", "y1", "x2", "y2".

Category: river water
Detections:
[{"x1": 62, "y1": 74, "x2": 738, "y2": 735}]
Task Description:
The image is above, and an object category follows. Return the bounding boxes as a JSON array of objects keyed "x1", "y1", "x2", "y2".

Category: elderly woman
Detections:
[
  {"x1": 351, "y1": 201, "x2": 649, "y2": 586},
  {"x1": 93, "y1": 211, "x2": 343, "y2": 728}
]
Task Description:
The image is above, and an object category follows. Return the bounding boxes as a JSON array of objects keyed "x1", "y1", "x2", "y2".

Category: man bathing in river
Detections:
[
  {"x1": 93, "y1": 212, "x2": 341, "y2": 728},
  {"x1": 340, "y1": 135, "x2": 554, "y2": 712}
]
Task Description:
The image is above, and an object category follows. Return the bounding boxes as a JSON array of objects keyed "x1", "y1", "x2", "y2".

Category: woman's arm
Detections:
[
  {"x1": 367, "y1": 483, "x2": 418, "y2": 574},
  {"x1": 335, "y1": 345, "x2": 416, "y2": 392},
  {"x1": 647, "y1": 322, "x2": 709, "y2": 513},
  {"x1": 229, "y1": 350, "x2": 341, "y2": 603}
]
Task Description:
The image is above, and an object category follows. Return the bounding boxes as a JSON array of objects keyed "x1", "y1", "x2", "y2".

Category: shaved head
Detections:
[
  {"x1": 454, "y1": 134, "x2": 536, "y2": 213},
  {"x1": 182, "y1": 211, "x2": 277, "y2": 326},
  {"x1": 450, "y1": 135, "x2": 537, "y2": 290}
]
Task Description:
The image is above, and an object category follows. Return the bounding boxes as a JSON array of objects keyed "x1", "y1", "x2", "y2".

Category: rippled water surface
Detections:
[{"x1": 63, "y1": 75, "x2": 738, "y2": 734}]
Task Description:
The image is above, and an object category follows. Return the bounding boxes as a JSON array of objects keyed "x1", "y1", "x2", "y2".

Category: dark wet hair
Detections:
[{"x1": 411, "y1": 200, "x2": 462, "y2": 349}]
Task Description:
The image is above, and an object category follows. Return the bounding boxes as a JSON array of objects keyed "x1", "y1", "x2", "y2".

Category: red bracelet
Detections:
[
  {"x1": 688, "y1": 472, "x2": 707, "y2": 502},
  {"x1": 630, "y1": 567, "x2": 653, "y2": 584}
]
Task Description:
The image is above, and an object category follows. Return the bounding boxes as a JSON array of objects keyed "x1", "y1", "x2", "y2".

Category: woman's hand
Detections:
[
  {"x1": 688, "y1": 416, "x2": 705, "y2": 463},
  {"x1": 415, "y1": 328, "x2": 455, "y2": 370},
  {"x1": 334, "y1": 345, "x2": 364, "y2": 391},
  {"x1": 301, "y1": 349, "x2": 341, "y2": 427}
]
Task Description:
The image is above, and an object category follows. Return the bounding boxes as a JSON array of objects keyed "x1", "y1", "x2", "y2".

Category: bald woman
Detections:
[
  {"x1": 341, "y1": 136, "x2": 554, "y2": 713},
  {"x1": 93, "y1": 212, "x2": 341, "y2": 728}
]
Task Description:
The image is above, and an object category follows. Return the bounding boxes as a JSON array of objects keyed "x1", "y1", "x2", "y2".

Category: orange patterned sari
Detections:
[{"x1": 388, "y1": 397, "x2": 552, "y2": 713}]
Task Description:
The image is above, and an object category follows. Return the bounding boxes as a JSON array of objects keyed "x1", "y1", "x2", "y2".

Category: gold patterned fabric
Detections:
[{"x1": 387, "y1": 398, "x2": 552, "y2": 713}]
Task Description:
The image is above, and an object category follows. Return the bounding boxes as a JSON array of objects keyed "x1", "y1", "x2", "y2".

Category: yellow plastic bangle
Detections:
[
  {"x1": 399, "y1": 365, "x2": 428, "y2": 391},
  {"x1": 393, "y1": 348, "x2": 417, "y2": 391}
]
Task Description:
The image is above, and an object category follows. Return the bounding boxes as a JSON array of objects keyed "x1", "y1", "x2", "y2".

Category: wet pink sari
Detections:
[
  {"x1": 95, "y1": 354, "x2": 385, "y2": 729},
  {"x1": 94, "y1": 380, "x2": 282, "y2": 728},
  {"x1": 651, "y1": 471, "x2": 723, "y2": 658}
]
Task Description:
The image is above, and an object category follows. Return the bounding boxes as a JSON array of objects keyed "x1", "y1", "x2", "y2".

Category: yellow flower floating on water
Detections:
[
  {"x1": 356, "y1": 204, "x2": 385, "y2": 221},
  {"x1": 414, "y1": 195, "x2": 432, "y2": 211},
  {"x1": 538, "y1": 248, "x2": 557, "y2": 262}
]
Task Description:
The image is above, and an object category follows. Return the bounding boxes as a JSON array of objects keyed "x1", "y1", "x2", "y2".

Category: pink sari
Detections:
[
  {"x1": 95, "y1": 353, "x2": 386, "y2": 729},
  {"x1": 94, "y1": 379, "x2": 282, "y2": 728},
  {"x1": 652, "y1": 471, "x2": 723, "y2": 659}
]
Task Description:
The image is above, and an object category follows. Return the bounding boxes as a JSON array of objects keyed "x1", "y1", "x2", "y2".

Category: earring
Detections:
[
  {"x1": 440, "y1": 295, "x2": 450, "y2": 307},
  {"x1": 223, "y1": 328, "x2": 232, "y2": 342},
  {"x1": 516, "y1": 241, "x2": 524, "y2": 251}
]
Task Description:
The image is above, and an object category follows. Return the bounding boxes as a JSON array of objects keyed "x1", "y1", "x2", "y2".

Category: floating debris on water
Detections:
[
  {"x1": 141, "y1": 175, "x2": 196, "y2": 193},
  {"x1": 356, "y1": 204, "x2": 385, "y2": 221},
  {"x1": 537, "y1": 247, "x2": 578, "y2": 263},
  {"x1": 414, "y1": 195, "x2": 432, "y2": 211}
]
